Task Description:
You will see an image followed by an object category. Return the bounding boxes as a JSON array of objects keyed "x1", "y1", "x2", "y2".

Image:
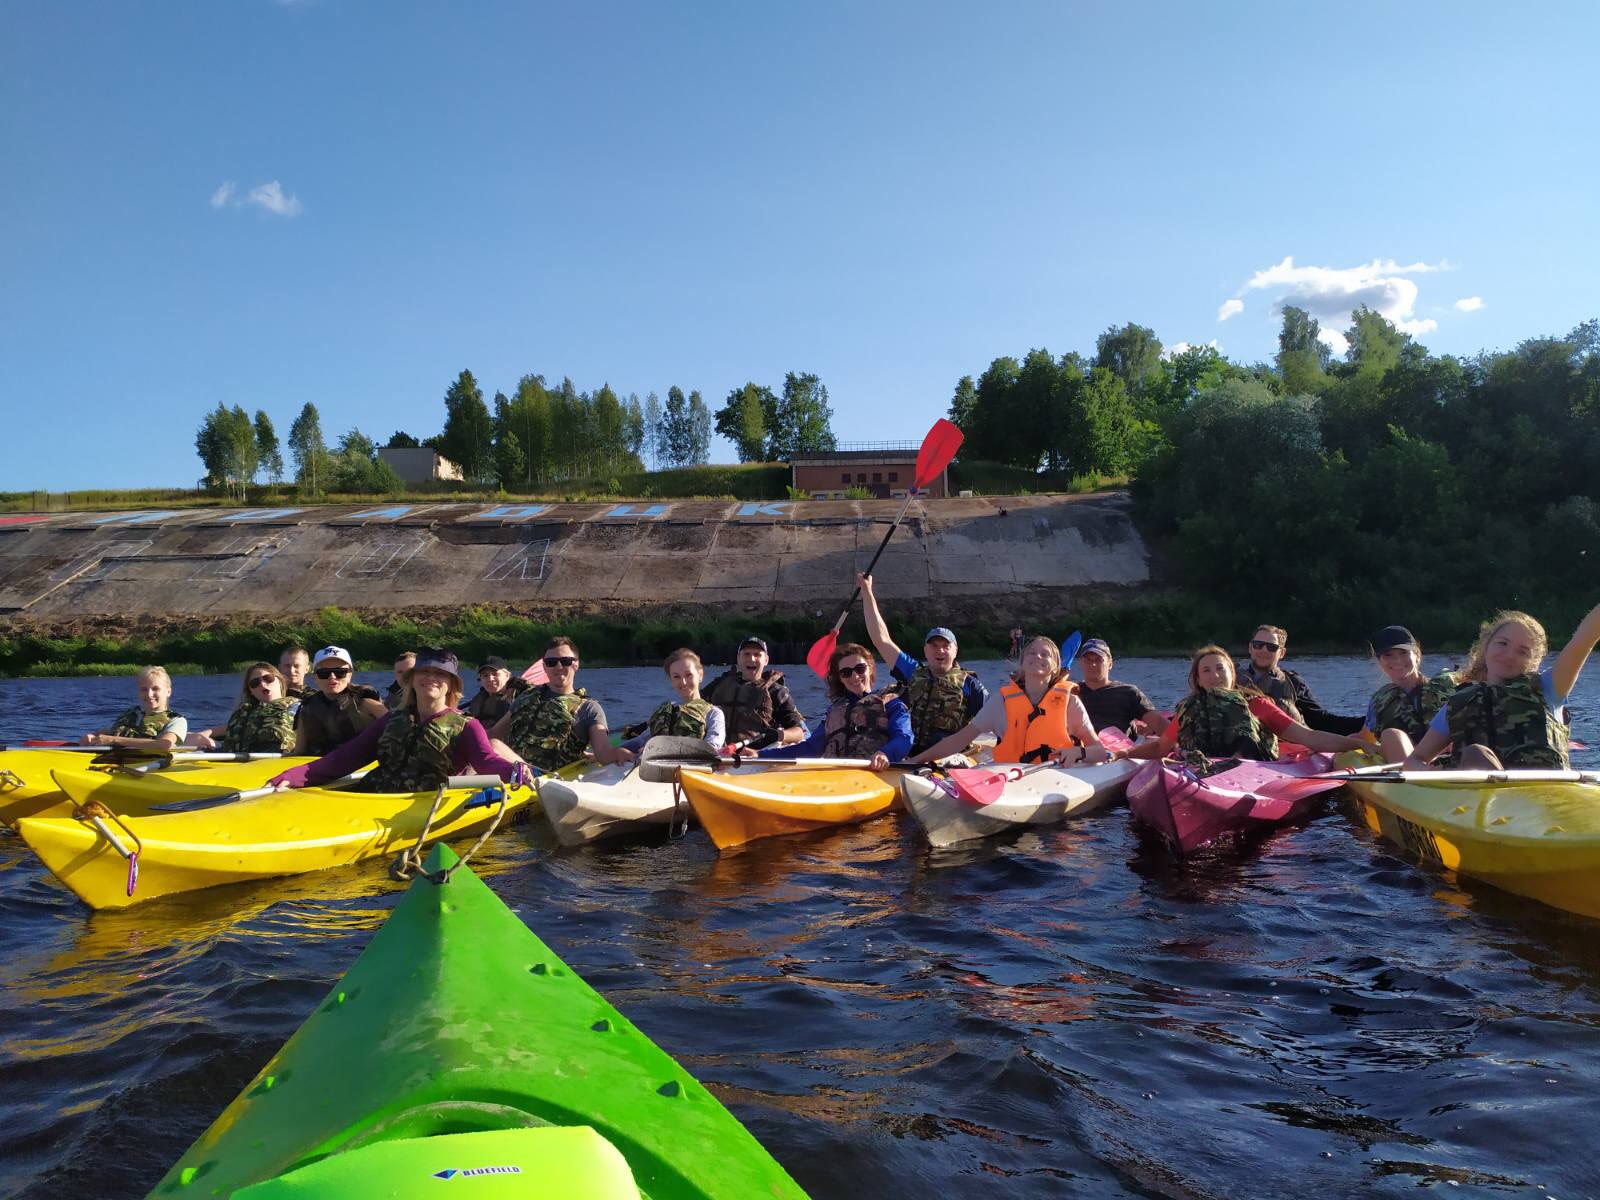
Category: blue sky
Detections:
[{"x1": 4, "y1": 1, "x2": 1597, "y2": 490}]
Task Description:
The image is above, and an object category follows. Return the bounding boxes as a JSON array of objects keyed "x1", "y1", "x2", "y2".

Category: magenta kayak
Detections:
[{"x1": 1127, "y1": 755, "x2": 1341, "y2": 855}]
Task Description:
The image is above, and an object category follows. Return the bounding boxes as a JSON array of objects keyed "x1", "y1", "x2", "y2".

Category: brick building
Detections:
[{"x1": 790, "y1": 443, "x2": 949, "y2": 500}]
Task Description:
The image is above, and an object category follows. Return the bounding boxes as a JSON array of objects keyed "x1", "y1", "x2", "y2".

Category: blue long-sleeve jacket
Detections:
[{"x1": 759, "y1": 695, "x2": 913, "y2": 762}]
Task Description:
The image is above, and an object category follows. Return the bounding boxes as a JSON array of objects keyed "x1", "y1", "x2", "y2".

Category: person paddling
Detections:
[
  {"x1": 1122, "y1": 645, "x2": 1366, "y2": 763},
  {"x1": 911, "y1": 636, "x2": 1108, "y2": 767},
  {"x1": 1360, "y1": 625, "x2": 1459, "y2": 762},
  {"x1": 619, "y1": 648, "x2": 727, "y2": 757},
  {"x1": 489, "y1": 637, "x2": 629, "y2": 771},
  {"x1": 291, "y1": 646, "x2": 387, "y2": 756},
  {"x1": 857, "y1": 572, "x2": 987, "y2": 757},
  {"x1": 460, "y1": 656, "x2": 528, "y2": 726},
  {"x1": 704, "y1": 636, "x2": 808, "y2": 751},
  {"x1": 271, "y1": 649, "x2": 531, "y2": 792},
  {"x1": 1402, "y1": 604, "x2": 1600, "y2": 770},
  {"x1": 759, "y1": 643, "x2": 911, "y2": 770},
  {"x1": 186, "y1": 663, "x2": 296, "y2": 753},
  {"x1": 1075, "y1": 638, "x2": 1167, "y2": 737},
  {"x1": 81, "y1": 665, "x2": 188, "y2": 753},
  {"x1": 1238, "y1": 625, "x2": 1363, "y2": 734}
]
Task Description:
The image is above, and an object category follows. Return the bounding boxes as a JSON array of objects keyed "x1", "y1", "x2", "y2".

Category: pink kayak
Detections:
[{"x1": 1127, "y1": 755, "x2": 1341, "y2": 855}]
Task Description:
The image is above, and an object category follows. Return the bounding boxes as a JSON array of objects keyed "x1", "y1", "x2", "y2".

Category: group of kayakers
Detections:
[{"x1": 79, "y1": 593, "x2": 1600, "y2": 791}]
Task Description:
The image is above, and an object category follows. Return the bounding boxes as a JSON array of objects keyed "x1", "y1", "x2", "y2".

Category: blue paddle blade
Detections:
[{"x1": 1061, "y1": 630, "x2": 1082, "y2": 673}]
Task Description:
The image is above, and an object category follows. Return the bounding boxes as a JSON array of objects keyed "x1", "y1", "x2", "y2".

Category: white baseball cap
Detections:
[{"x1": 312, "y1": 645, "x2": 354, "y2": 669}]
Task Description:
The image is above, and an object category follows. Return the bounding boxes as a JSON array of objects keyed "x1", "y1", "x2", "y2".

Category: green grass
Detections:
[{"x1": 948, "y1": 461, "x2": 1129, "y2": 496}]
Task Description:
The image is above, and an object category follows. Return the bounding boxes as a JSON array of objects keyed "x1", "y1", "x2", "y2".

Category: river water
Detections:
[{"x1": 2, "y1": 657, "x2": 1599, "y2": 1198}]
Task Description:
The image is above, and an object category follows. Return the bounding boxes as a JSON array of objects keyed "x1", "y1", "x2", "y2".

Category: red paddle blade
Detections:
[
  {"x1": 914, "y1": 418, "x2": 964, "y2": 489},
  {"x1": 23, "y1": 740, "x2": 71, "y2": 747},
  {"x1": 520, "y1": 659, "x2": 549, "y2": 686},
  {"x1": 1098, "y1": 726, "x2": 1135, "y2": 753},
  {"x1": 806, "y1": 630, "x2": 838, "y2": 680},
  {"x1": 947, "y1": 765, "x2": 1014, "y2": 806}
]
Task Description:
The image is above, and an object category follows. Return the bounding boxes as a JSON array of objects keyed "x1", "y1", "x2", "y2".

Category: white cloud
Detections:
[
  {"x1": 1165, "y1": 339, "x2": 1220, "y2": 358},
  {"x1": 209, "y1": 178, "x2": 302, "y2": 218},
  {"x1": 1455, "y1": 295, "x2": 1484, "y2": 312},
  {"x1": 245, "y1": 180, "x2": 303, "y2": 217},
  {"x1": 1218, "y1": 255, "x2": 1446, "y2": 349}
]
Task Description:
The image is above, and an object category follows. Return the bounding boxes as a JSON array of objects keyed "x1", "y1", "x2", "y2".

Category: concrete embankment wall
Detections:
[{"x1": 0, "y1": 493, "x2": 1150, "y2": 623}]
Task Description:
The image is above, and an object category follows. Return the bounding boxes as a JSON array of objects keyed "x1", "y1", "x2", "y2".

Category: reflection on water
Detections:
[{"x1": 4, "y1": 660, "x2": 1600, "y2": 1197}]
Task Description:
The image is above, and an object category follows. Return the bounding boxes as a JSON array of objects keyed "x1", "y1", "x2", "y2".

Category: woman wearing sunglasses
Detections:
[
  {"x1": 289, "y1": 645, "x2": 388, "y2": 756},
  {"x1": 1237, "y1": 624, "x2": 1363, "y2": 735},
  {"x1": 489, "y1": 637, "x2": 629, "y2": 772},
  {"x1": 271, "y1": 649, "x2": 532, "y2": 793},
  {"x1": 911, "y1": 636, "x2": 1106, "y2": 767},
  {"x1": 758, "y1": 643, "x2": 912, "y2": 770},
  {"x1": 185, "y1": 662, "x2": 297, "y2": 752}
]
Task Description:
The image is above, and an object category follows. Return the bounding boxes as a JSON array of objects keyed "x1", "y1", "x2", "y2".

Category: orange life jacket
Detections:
[{"x1": 993, "y1": 676, "x2": 1077, "y2": 764}]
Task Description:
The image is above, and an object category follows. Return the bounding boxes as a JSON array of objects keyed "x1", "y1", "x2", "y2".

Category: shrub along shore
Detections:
[{"x1": 4, "y1": 592, "x2": 1597, "y2": 678}]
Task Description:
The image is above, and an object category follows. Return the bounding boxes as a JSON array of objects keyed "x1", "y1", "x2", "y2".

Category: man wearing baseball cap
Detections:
[
  {"x1": 703, "y1": 635, "x2": 809, "y2": 750},
  {"x1": 1075, "y1": 638, "x2": 1166, "y2": 737},
  {"x1": 460, "y1": 655, "x2": 530, "y2": 726},
  {"x1": 290, "y1": 645, "x2": 387, "y2": 756},
  {"x1": 857, "y1": 572, "x2": 987, "y2": 756}
]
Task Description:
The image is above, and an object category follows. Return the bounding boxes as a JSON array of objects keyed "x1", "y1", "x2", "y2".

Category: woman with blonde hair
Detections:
[
  {"x1": 186, "y1": 662, "x2": 297, "y2": 752},
  {"x1": 1122, "y1": 644, "x2": 1365, "y2": 763},
  {"x1": 618, "y1": 648, "x2": 727, "y2": 758},
  {"x1": 81, "y1": 666, "x2": 188, "y2": 752},
  {"x1": 1402, "y1": 604, "x2": 1600, "y2": 770},
  {"x1": 912, "y1": 636, "x2": 1107, "y2": 766}
]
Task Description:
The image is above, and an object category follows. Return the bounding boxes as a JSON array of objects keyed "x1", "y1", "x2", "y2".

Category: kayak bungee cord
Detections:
[
  {"x1": 389, "y1": 782, "x2": 511, "y2": 886},
  {"x1": 70, "y1": 799, "x2": 144, "y2": 897}
]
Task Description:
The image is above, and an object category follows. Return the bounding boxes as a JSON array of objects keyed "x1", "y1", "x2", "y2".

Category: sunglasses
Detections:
[
  {"x1": 315, "y1": 666, "x2": 352, "y2": 679},
  {"x1": 543, "y1": 656, "x2": 579, "y2": 668},
  {"x1": 1249, "y1": 640, "x2": 1281, "y2": 652},
  {"x1": 837, "y1": 662, "x2": 871, "y2": 678},
  {"x1": 247, "y1": 675, "x2": 277, "y2": 690}
]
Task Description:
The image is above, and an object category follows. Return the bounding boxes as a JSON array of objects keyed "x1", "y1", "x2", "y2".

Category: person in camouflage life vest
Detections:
[
  {"x1": 1123, "y1": 646, "x2": 1366, "y2": 768},
  {"x1": 268, "y1": 649, "x2": 532, "y2": 795},
  {"x1": 1401, "y1": 605, "x2": 1600, "y2": 771},
  {"x1": 1358, "y1": 626, "x2": 1459, "y2": 763},
  {"x1": 489, "y1": 637, "x2": 627, "y2": 772},
  {"x1": 461, "y1": 656, "x2": 529, "y2": 726},
  {"x1": 856, "y1": 573, "x2": 987, "y2": 756},
  {"x1": 187, "y1": 663, "x2": 298, "y2": 752},
  {"x1": 82, "y1": 665, "x2": 188, "y2": 752},
  {"x1": 616, "y1": 648, "x2": 729, "y2": 759}
]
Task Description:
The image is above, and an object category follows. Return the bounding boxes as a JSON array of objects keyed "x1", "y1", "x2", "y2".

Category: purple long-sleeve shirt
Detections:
[{"x1": 270, "y1": 710, "x2": 520, "y2": 788}]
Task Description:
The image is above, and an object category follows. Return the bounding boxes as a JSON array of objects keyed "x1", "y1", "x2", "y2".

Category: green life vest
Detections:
[
  {"x1": 1443, "y1": 674, "x2": 1569, "y2": 768},
  {"x1": 505, "y1": 686, "x2": 592, "y2": 772},
  {"x1": 899, "y1": 664, "x2": 971, "y2": 755},
  {"x1": 1174, "y1": 688, "x2": 1277, "y2": 761},
  {"x1": 220, "y1": 698, "x2": 297, "y2": 753},
  {"x1": 110, "y1": 707, "x2": 180, "y2": 739},
  {"x1": 648, "y1": 696, "x2": 714, "y2": 738},
  {"x1": 1369, "y1": 672, "x2": 1458, "y2": 741},
  {"x1": 359, "y1": 710, "x2": 470, "y2": 793},
  {"x1": 821, "y1": 693, "x2": 893, "y2": 758}
]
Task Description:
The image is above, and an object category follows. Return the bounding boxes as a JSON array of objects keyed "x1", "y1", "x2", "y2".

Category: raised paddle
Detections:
[
  {"x1": 806, "y1": 418, "x2": 965, "y2": 679},
  {"x1": 1060, "y1": 630, "x2": 1082, "y2": 674}
]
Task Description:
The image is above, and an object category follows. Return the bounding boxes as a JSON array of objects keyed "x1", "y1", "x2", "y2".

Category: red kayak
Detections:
[{"x1": 1127, "y1": 755, "x2": 1341, "y2": 855}]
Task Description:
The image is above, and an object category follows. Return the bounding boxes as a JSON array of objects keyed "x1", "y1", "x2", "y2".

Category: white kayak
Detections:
[
  {"x1": 901, "y1": 759, "x2": 1141, "y2": 847},
  {"x1": 537, "y1": 761, "x2": 690, "y2": 846}
]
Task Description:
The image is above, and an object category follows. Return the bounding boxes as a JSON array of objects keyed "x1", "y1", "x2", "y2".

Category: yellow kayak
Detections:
[
  {"x1": 679, "y1": 766, "x2": 903, "y2": 850},
  {"x1": 0, "y1": 749, "x2": 306, "y2": 825},
  {"x1": 16, "y1": 767, "x2": 535, "y2": 910},
  {"x1": 1338, "y1": 751, "x2": 1600, "y2": 919}
]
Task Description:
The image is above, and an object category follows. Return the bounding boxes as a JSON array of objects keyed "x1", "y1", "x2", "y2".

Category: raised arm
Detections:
[
  {"x1": 856, "y1": 573, "x2": 904, "y2": 670},
  {"x1": 1551, "y1": 601, "x2": 1600, "y2": 698}
]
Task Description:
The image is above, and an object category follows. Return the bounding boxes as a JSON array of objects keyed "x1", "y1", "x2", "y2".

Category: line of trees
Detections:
[{"x1": 942, "y1": 307, "x2": 1600, "y2": 629}]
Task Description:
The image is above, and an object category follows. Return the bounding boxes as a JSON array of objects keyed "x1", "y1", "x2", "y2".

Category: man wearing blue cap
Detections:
[
  {"x1": 1076, "y1": 638, "x2": 1166, "y2": 737},
  {"x1": 857, "y1": 573, "x2": 987, "y2": 756}
]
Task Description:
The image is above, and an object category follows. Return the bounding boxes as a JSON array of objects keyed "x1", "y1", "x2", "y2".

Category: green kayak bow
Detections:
[{"x1": 149, "y1": 844, "x2": 810, "y2": 1198}]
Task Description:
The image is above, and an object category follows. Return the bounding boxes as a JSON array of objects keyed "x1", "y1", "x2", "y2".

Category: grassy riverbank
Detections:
[{"x1": 7, "y1": 590, "x2": 1589, "y2": 677}]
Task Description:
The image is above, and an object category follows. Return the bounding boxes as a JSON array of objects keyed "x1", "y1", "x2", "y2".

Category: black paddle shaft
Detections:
[{"x1": 827, "y1": 490, "x2": 918, "y2": 634}]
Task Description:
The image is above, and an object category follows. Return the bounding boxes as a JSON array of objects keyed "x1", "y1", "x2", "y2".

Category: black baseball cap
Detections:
[
  {"x1": 477, "y1": 655, "x2": 509, "y2": 672},
  {"x1": 738, "y1": 636, "x2": 769, "y2": 653},
  {"x1": 1372, "y1": 625, "x2": 1418, "y2": 653}
]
